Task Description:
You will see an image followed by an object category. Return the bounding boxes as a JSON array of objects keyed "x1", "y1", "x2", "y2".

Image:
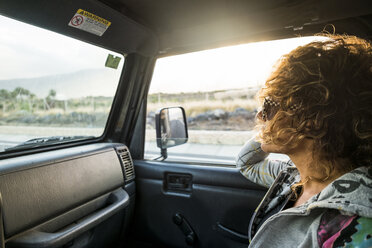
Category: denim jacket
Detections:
[{"x1": 236, "y1": 137, "x2": 372, "y2": 248}]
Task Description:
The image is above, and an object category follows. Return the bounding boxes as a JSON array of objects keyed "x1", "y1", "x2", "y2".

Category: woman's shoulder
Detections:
[{"x1": 312, "y1": 166, "x2": 372, "y2": 215}]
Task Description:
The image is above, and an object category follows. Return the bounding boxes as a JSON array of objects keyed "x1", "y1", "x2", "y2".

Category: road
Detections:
[{"x1": 144, "y1": 141, "x2": 243, "y2": 164}]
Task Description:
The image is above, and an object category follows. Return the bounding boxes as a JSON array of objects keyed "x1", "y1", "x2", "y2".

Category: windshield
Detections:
[{"x1": 0, "y1": 15, "x2": 124, "y2": 152}]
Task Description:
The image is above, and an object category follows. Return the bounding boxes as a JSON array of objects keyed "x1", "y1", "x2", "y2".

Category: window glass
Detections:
[
  {"x1": 145, "y1": 36, "x2": 325, "y2": 163},
  {"x1": 0, "y1": 15, "x2": 124, "y2": 153}
]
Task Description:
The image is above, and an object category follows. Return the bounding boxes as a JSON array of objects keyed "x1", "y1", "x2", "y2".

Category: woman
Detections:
[{"x1": 236, "y1": 35, "x2": 372, "y2": 247}]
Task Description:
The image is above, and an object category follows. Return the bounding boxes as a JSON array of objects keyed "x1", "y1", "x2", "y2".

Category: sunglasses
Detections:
[
  {"x1": 261, "y1": 97, "x2": 280, "y2": 121},
  {"x1": 261, "y1": 97, "x2": 300, "y2": 121}
]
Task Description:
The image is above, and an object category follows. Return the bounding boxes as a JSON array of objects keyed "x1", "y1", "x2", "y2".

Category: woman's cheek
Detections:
[
  {"x1": 261, "y1": 142, "x2": 287, "y2": 154},
  {"x1": 261, "y1": 143, "x2": 275, "y2": 153}
]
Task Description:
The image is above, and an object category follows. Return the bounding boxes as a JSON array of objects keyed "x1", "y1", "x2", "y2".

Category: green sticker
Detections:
[{"x1": 105, "y1": 54, "x2": 121, "y2": 69}]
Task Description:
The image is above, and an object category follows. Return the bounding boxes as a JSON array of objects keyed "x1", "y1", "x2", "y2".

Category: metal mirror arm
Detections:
[
  {"x1": 153, "y1": 148, "x2": 168, "y2": 161},
  {"x1": 161, "y1": 148, "x2": 168, "y2": 160}
]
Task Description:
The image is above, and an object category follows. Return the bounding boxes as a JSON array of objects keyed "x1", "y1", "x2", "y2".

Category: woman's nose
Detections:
[{"x1": 256, "y1": 110, "x2": 264, "y2": 121}]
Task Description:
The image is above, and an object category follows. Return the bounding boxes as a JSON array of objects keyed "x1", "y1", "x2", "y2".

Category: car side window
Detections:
[
  {"x1": 0, "y1": 15, "x2": 124, "y2": 153},
  {"x1": 144, "y1": 37, "x2": 324, "y2": 164}
]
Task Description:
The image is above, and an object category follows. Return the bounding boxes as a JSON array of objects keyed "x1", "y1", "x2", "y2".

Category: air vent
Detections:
[{"x1": 116, "y1": 147, "x2": 135, "y2": 182}]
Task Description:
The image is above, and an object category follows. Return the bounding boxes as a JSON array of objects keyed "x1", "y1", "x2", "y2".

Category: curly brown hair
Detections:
[{"x1": 257, "y1": 34, "x2": 372, "y2": 176}]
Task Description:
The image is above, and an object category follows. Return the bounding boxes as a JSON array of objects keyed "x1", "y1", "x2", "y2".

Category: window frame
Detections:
[{"x1": 0, "y1": 16, "x2": 128, "y2": 158}]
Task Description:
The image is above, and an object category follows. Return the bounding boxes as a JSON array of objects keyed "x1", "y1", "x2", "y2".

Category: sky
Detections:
[
  {"x1": 0, "y1": 13, "x2": 325, "y2": 96},
  {"x1": 0, "y1": 14, "x2": 123, "y2": 80},
  {"x1": 149, "y1": 36, "x2": 326, "y2": 93}
]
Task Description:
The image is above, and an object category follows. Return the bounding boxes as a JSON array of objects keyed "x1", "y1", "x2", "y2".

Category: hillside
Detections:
[{"x1": 0, "y1": 69, "x2": 121, "y2": 98}]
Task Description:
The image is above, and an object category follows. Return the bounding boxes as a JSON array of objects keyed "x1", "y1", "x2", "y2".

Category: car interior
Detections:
[{"x1": 0, "y1": 0, "x2": 371, "y2": 248}]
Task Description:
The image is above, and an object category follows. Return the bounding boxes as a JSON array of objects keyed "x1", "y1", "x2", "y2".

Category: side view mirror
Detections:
[{"x1": 155, "y1": 107, "x2": 188, "y2": 160}]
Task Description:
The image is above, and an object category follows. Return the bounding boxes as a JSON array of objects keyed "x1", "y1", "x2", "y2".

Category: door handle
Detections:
[
  {"x1": 7, "y1": 188, "x2": 129, "y2": 248},
  {"x1": 165, "y1": 173, "x2": 192, "y2": 192}
]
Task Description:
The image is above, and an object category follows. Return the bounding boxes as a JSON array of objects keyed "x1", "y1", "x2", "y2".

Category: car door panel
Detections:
[
  {"x1": 0, "y1": 143, "x2": 135, "y2": 248},
  {"x1": 132, "y1": 160, "x2": 266, "y2": 248}
]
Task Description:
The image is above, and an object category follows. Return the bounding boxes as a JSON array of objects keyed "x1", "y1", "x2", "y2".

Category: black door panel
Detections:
[
  {"x1": 0, "y1": 143, "x2": 134, "y2": 248},
  {"x1": 132, "y1": 160, "x2": 266, "y2": 248},
  {"x1": 7, "y1": 189, "x2": 129, "y2": 248}
]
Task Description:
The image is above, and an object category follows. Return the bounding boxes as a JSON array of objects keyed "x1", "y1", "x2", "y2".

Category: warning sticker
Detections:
[{"x1": 68, "y1": 9, "x2": 111, "y2": 36}]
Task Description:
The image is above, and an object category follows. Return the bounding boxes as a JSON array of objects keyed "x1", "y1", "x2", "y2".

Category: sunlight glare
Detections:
[{"x1": 150, "y1": 36, "x2": 327, "y2": 94}]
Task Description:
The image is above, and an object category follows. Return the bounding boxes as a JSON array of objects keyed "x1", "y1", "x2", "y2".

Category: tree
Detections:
[
  {"x1": 48, "y1": 89, "x2": 56, "y2": 98},
  {"x1": 45, "y1": 89, "x2": 57, "y2": 109},
  {"x1": 0, "y1": 89, "x2": 11, "y2": 113}
]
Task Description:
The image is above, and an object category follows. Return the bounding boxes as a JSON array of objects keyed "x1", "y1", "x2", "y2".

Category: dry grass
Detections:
[
  {"x1": 147, "y1": 98, "x2": 259, "y2": 117},
  {"x1": 0, "y1": 106, "x2": 112, "y2": 117}
]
